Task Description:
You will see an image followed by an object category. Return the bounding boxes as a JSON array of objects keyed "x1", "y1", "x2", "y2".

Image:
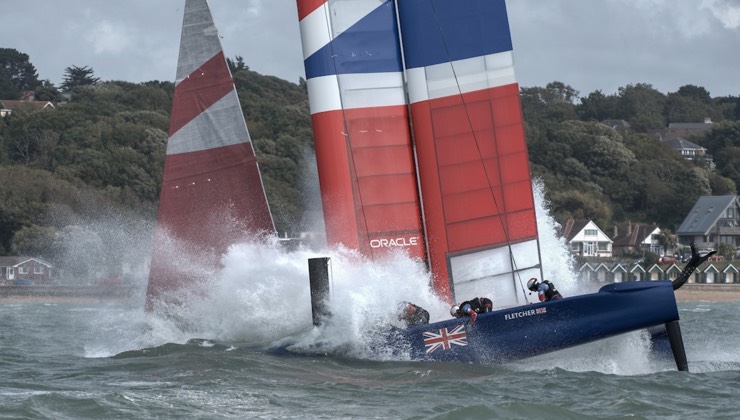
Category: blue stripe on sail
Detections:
[
  {"x1": 398, "y1": 0, "x2": 513, "y2": 69},
  {"x1": 304, "y1": 1, "x2": 403, "y2": 79}
]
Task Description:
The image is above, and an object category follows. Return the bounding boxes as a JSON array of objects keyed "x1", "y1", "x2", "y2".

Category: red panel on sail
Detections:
[
  {"x1": 169, "y1": 51, "x2": 233, "y2": 136},
  {"x1": 296, "y1": 0, "x2": 327, "y2": 21},
  {"x1": 156, "y1": 144, "x2": 273, "y2": 235},
  {"x1": 422, "y1": 84, "x2": 536, "y2": 250},
  {"x1": 147, "y1": 143, "x2": 273, "y2": 298},
  {"x1": 410, "y1": 83, "x2": 537, "y2": 298},
  {"x1": 311, "y1": 105, "x2": 425, "y2": 260}
]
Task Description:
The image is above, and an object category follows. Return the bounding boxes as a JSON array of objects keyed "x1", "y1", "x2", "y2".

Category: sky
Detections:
[{"x1": 2, "y1": 0, "x2": 739, "y2": 98}]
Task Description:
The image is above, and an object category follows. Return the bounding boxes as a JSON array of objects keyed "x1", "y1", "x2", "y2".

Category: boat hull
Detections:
[{"x1": 394, "y1": 280, "x2": 680, "y2": 363}]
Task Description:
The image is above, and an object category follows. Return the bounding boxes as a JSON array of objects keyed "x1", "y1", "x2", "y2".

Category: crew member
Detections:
[
  {"x1": 450, "y1": 297, "x2": 493, "y2": 324},
  {"x1": 527, "y1": 278, "x2": 563, "y2": 302},
  {"x1": 398, "y1": 301, "x2": 430, "y2": 327}
]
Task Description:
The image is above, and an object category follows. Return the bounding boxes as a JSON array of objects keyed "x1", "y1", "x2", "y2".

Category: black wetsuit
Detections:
[{"x1": 460, "y1": 297, "x2": 493, "y2": 314}]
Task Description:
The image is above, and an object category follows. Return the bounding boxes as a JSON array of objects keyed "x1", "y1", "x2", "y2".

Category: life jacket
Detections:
[
  {"x1": 542, "y1": 280, "x2": 562, "y2": 301},
  {"x1": 461, "y1": 297, "x2": 493, "y2": 314}
]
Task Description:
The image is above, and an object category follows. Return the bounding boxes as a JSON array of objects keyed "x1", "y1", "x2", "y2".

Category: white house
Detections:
[{"x1": 562, "y1": 219, "x2": 613, "y2": 257}]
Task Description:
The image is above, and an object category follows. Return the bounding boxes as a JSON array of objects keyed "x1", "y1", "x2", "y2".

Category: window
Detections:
[
  {"x1": 18, "y1": 267, "x2": 29, "y2": 274},
  {"x1": 598, "y1": 242, "x2": 609, "y2": 251},
  {"x1": 34, "y1": 266, "x2": 44, "y2": 274},
  {"x1": 585, "y1": 229, "x2": 597, "y2": 236}
]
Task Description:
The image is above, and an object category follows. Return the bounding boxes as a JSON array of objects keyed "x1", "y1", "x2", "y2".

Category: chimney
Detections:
[
  {"x1": 627, "y1": 221, "x2": 632, "y2": 235},
  {"x1": 613, "y1": 226, "x2": 618, "y2": 237}
]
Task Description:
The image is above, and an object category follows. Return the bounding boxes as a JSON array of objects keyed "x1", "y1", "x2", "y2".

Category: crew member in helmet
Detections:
[
  {"x1": 527, "y1": 278, "x2": 563, "y2": 302},
  {"x1": 450, "y1": 297, "x2": 493, "y2": 324},
  {"x1": 398, "y1": 301, "x2": 430, "y2": 327}
]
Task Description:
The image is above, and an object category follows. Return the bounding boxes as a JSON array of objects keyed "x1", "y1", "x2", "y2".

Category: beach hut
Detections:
[
  {"x1": 722, "y1": 264, "x2": 738, "y2": 284},
  {"x1": 611, "y1": 263, "x2": 628, "y2": 283},
  {"x1": 647, "y1": 264, "x2": 664, "y2": 281},
  {"x1": 702, "y1": 264, "x2": 720, "y2": 284},
  {"x1": 594, "y1": 263, "x2": 610, "y2": 283},
  {"x1": 630, "y1": 264, "x2": 646, "y2": 281}
]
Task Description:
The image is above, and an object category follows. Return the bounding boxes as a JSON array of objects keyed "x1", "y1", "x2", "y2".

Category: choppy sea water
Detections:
[
  {"x1": 1, "y1": 297, "x2": 739, "y2": 419},
  {"x1": 5, "y1": 182, "x2": 737, "y2": 419}
]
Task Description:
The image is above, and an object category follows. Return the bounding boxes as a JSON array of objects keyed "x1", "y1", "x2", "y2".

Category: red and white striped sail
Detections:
[
  {"x1": 146, "y1": 0, "x2": 274, "y2": 307},
  {"x1": 298, "y1": 0, "x2": 542, "y2": 304}
]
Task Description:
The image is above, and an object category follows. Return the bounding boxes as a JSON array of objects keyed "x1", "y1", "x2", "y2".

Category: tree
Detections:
[
  {"x1": 674, "y1": 84, "x2": 712, "y2": 104},
  {"x1": 614, "y1": 83, "x2": 666, "y2": 132},
  {"x1": 520, "y1": 81, "x2": 579, "y2": 123},
  {"x1": 0, "y1": 48, "x2": 41, "y2": 97},
  {"x1": 227, "y1": 55, "x2": 249, "y2": 74},
  {"x1": 718, "y1": 243, "x2": 735, "y2": 261},
  {"x1": 34, "y1": 80, "x2": 64, "y2": 102},
  {"x1": 664, "y1": 94, "x2": 713, "y2": 124},
  {"x1": 577, "y1": 90, "x2": 618, "y2": 121},
  {"x1": 655, "y1": 229, "x2": 676, "y2": 255},
  {"x1": 10, "y1": 225, "x2": 56, "y2": 256},
  {"x1": 60, "y1": 65, "x2": 100, "y2": 92}
]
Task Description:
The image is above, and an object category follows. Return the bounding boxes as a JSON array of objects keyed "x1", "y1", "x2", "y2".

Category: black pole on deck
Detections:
[
  {"x1": 665, "y1": 320, "x2": 689, "y2": 372},
  {"x1": 308, "y1": 257, "x2": 331, "y2": 327}
]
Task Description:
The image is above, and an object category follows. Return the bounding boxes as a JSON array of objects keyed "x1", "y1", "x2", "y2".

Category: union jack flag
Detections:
[{"x1": 423, "y1": 325, "x2": 467, "y2": 353}]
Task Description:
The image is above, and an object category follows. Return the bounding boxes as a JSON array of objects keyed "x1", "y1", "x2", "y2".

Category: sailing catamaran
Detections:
[
  {"x1": 296, "y1": 0, "x2": 705, "y2": 370},
  {"x1": 146, "y1": 0, "x2": 275, "y2": 310},
  {"x1": 148, "y1": 0, "x2": 705, "y2": 371}
]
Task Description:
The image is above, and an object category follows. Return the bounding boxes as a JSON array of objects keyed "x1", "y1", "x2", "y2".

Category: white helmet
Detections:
[
  {"x1": 527, "y1": 277, "x2": 539, "y2": 291},
  {"x1": 450, "y1": 305, "x2": 461, "y2": 317}
]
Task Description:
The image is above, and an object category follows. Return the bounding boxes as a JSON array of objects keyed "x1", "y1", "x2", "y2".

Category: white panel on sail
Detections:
[
  {"x1": 450, "y1": 239, "x2": 540, "y2": 307},
  {"x1": 406, "y1": 51, "x2": 516, "y2": 104},
  {"x1": 168, "y1": 90, "x2": 248, "y2": 155}
]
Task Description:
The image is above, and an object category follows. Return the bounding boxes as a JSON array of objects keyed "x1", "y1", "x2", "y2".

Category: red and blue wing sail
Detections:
[
  {"x1": 297, "y1": 0, "x2": 426, "y2": 261},
  {"x1": 297, "y1": 0, "x2": 541, "y2": 304},
  {"x1": 397, "y1": 0, "x2": 540, "y2": 303}
]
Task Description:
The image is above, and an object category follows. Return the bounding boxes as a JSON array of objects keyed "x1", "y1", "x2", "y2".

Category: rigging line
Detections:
[{"x1": 426, "y1": 0, "x2": 530, "y2": 287}]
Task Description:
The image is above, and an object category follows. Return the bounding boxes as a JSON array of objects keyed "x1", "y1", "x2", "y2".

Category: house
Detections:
[
  {"x1": 0, "y1": 99, "x2": 55, "y2": 117},
  {"x1": 660, "y1": 136, "x2": 712, "y2": 164},
  {"x1": 676, "y1": 195, "x2": 740, "y2": 254},
  {"x1": 611, "y1": 222, "x2": 664, "y2": 257},
  {"x1": 667, "y1": 117, "x2": 713, "y2": 139},
  {"x1": 0, "y1": 257, "x2": 53, "y2": 285},
  {"x1": 561, "y1": 219, "x2": 613, "y2": 257}
]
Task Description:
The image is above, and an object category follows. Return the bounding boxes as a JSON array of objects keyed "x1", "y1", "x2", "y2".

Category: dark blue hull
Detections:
[{"x1": 395, "y1": 281, "x2": 680, "y2": 363}]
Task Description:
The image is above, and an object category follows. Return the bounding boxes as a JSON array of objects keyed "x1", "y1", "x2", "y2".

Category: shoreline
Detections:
[
  {"x1": 674, "y1": 285, "x2": 740, "y2": 302},
  {"x1": 0, "y1": 295, "x2": 138, "y2": 304}
]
